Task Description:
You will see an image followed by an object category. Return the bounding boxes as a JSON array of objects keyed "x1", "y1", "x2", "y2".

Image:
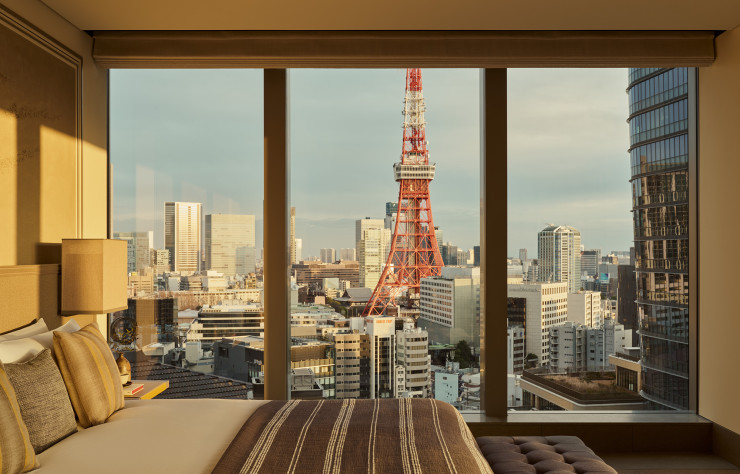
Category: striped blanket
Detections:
[{"x1": 212, "y1": 398, "x2": 492, "y2": 474}]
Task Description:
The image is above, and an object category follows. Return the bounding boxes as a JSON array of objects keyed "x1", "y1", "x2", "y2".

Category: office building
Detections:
[
  {"x1": 187, "y1": 303, "x2": 264, "y2": 345},
  {"x1": 581, "y1": 249, "x2": 601, "y2": 277},
  {"x1": 365, "y1": 316, "x2": 396, "y2": 398},
  {"x1": 628, "y1": 68, "x2": 691, "y2": 410},
  {"x1": 333, "y1": 331, "x2": 371, "y2": 399},
  {"x1": 617, "y1": 264, "x2": 639, "y2": 346},
  {"x1": 123, "y1": 297, "x2": 177, "y2": 346},
  {"x1": 164, "y1": 201, "x2": 202, "y2": 274},
  {"x1": 356, "y1": 218, "x2": 390, "y2": 289},
  {"x1": 150, "y1": 248, "x2": 171, "y2": 275},
  {"x1": 339, "y1": 248, "x2": 356, "y2": 261},
  {"x1": 567, "y1": 291, "x2": 601, "y2": 327},
  {"x1": 385, "y1": 201, "x2": 398, "y2": 231},
  {"x1": 320, "y1": 248, "x2": 336, "y2": 264},
  {"x1": 289, "y1": 206, "x2": 297, "y2": 265},
  {"x1": 418, "y1": 267, "x2": 481, "y2": 348},
  {"x1": 507, "y1": 326, "x2": 526, "y2": 374},
  {"x1": 113, "y1": 231, "x2": 153, "y2": 274},
  {"x1": 538, "y1": 225, "x2": 581, "y2": 293},
  {"x1": 507, "y1": 282, "x2": 568, "y2": 366},
  {"x1": 519, "y1": 248, "x2": 528, "y2": 262},
  {"x1": 205, "y1": 214, "x2": 255, "y2": 275}
]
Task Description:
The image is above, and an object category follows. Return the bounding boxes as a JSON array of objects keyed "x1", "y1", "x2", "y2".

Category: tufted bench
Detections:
[{"x1": 476, "y1": 435, "x2": 617, "y2": 474}]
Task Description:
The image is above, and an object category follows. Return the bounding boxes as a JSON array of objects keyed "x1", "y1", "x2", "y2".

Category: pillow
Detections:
[
  {"x1": 0, "y1": 320, "x2": 81, "y2": 364},
  {"x1": 53, "y1": 322, "x2": 124, "y2": 428},
  {"x1": 0, "y1": 319, "x2": 48, "y2": 342},
  {"x1": 4, "y1": 349, "x2": 77, "y2": 453},
  {"x1": 0, "y1": 361, "x2": 37, "y2": 473}
]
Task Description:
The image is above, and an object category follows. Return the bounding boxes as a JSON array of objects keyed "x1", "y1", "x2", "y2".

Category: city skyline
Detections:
[{"x1": 111, "y1": 68, "x2": 632, "y2": 259}]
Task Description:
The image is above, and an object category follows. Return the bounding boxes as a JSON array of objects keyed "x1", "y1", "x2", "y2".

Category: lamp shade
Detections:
[{"x1": 61, "y1": 239, "x2": 128, "y2": 315}]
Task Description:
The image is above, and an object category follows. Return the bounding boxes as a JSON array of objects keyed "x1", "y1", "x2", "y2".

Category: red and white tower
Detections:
[{"x1": 364, "y1": 68, "x2": 444, "y2": 316}]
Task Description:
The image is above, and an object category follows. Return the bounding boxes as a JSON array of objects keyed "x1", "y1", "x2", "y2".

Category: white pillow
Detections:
[
  {"x1": 0, "y1": 319, "x2": 48, "y2": 342},
  {"x1": 0, "y1": 320, "x2": 81, "y2": 364}
]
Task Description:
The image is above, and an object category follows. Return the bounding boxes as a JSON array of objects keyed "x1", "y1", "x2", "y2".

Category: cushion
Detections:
[
  {"x1": 4, "y1": 349, "x2": 77, "y2": 453},
  {"x1": 53, "y1": 322, "x2": 124, "y2": 428},
  {"x1": 0, "y1": 361, "x2": 37, "y2": 473},
  {"x1": 0, "y1": 319, "x2": 48, "y2": 342},
  {"x1": 0, "y1": 320, "x2": 81, "y2": 364}
]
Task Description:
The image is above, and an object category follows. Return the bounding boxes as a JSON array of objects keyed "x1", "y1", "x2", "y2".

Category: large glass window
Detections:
[{"x1": 109, "y1": 70, "x2": 264, "y2": 399}]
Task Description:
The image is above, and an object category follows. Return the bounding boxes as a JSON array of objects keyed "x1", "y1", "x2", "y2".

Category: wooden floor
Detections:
[{"x1": 600, "y1": 452, "x2": 740, "y2": 473}]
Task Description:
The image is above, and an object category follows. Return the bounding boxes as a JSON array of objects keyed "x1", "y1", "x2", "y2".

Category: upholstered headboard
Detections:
[{"x1": 0, "y1": 264, "x2": 61, "y2": 333}]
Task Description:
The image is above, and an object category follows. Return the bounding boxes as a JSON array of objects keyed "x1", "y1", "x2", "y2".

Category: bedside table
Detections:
[{"x1": 124, "y1": 380, "x2": 169, "y2": 400}]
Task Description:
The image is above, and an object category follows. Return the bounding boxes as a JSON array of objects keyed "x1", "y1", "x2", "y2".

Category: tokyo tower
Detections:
[{"x1": 364, "y1": 68, "x2": 444, "y2": 316}]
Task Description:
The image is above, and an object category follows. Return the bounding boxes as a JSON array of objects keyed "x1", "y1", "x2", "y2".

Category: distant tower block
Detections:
[{"x1": 364, "y1": 69, "x2": 444, "y2": 316}]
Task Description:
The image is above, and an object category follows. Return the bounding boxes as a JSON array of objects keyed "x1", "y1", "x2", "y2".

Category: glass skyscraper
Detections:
[{"x1": 627, "y1": 68, "x2": 692, "y2": 410}]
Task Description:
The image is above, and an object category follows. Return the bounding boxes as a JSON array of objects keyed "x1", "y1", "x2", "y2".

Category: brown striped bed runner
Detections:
[{"x1": 212, "y1": 398, "x2": 492, "y2": 474}]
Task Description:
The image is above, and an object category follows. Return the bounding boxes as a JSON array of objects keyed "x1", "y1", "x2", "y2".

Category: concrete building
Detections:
[
  {"x1": 617, "y1": 264, "x2": 638, "y2": 346},
  {"x1": 339, "y1": 248, "x2": 356, "y2": 261},
  {"x1": 187, "y1": 303, "x2": 264, "y2": 345},
  {"x1": 333, "y1": 331, "x2": 370, "y2": 399},
  {"x1": 581, "y1": 249, "x2": 601, "y2": 277},
  {"x1": 418, "y1": 267, "x2": 481, "y2": 348},
  {"x1": 123, "y1": 297, "x2": 177, "y2": 347},
  {"x1": 396, "y1": 326, "x2": 431, "y2": 397},
  {"x1": 164, "y1": 201, "x2": 202, "y2": 274},
  {"x1": 150, "y1": 248, "x2": 171, "y2": 275},
  {"x1": 567, "y1": 291, "x2": 601, "y2": 327},
  {"x1": 538, "y1": 224, "x2": 581, "y2": 293},
  {"x1": 365, "y1": 316, "x2": 396, "y2": 398},
  {"x1": 385, "y1": 201, "x2": 398, "y2": 231},
  {"x1": 114, "y1": 231, "x2": 153, "y2": 274},
  {"x1": 320, "y1": 248, "x2": 336, "y2": 264},
  {"x1": 205, "y1": 214, "x2": 255, "y2": 275},
  {"x1": 356, "y1": 218, "x2": 390, "y2": 290},
  {"x1": 294, "y1": 261, "x2": 360, "y2": 289},
  {"x1": 507, "y1": 282, "x2": 568, "y2": 367},
  {"x1": 508, "y1": 326, "x2": 525, "y2": 374},
  {"x1": 549, "y1": 319, "x2": 631, "y2": 373}
]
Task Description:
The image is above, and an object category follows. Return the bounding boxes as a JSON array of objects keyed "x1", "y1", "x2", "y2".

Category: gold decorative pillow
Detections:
[
  {"x1": 53, "y1": 322, "x2": 124, "y2": 428},
  {"x1": 0, "y1": 361, "x2": 37, "y2": 473}
]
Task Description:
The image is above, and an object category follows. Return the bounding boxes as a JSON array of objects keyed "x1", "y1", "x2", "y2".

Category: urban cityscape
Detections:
[{"x1": 110, "y1": 67, "x2": 689, "y2": 412}]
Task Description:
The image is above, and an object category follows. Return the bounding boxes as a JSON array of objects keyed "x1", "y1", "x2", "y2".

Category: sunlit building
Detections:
[{"x1": 164, "y1": 201, "x2": 202, "y2": 274}]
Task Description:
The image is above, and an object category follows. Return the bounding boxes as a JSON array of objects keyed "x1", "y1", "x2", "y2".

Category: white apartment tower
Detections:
[
  {"x1": 567, "y1": 291, "x2": 602, "y2": 327},
  {"x1": 507, "y1": 281, "x2": 568, "y2": 366},
  {"x1": 418, "y1": 267, "x2": 481, "y2": 348},
  {"x1": 205, "y1": 214, "x2": 256, "y2": 276},
  {"x1": 339, "y1": 248, "x2": 356, "y2": 261},
  {"x1": 356, "y1": 218, "x2": 391, "y2": 290},
  {"x1": 396, "y1": 326, "x2": 431, "y2": 397},
  {"x1": 365, "y1": 316, "x2": 396, "y2": 399},
  {"x1": 538, "y1": 224, "x2": 582, "y2": 293},
  {"x1": 164, "y1": 202, "x2": 201, "y2": 274}
]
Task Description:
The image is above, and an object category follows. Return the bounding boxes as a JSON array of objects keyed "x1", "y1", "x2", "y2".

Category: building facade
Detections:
[
  {"x1": 627, "y1": 68, "x2": 692, "y2": 410},
  {"x1": 396, "y1": 326, "x2": 431, "y2": 397},
  {"x1": 538, "y1": 225, "x2": 581, "y2": 293},
  {"x1": 418, "y1": 267, "x2": 481, "y2": 348},
  {"x1": 567, "y1": 291, "x2": 601, "y2": 328},
  {"x1": 320, "y1": 248, "x2": 336, "y2": 264},
  {"x1": 113, "y1": 231, "x2": 153, "y2": 274},
  {"x1": 164, "y1": 201, "x2": 202, "y2": 274},
  {"x1": 507, "y1": 282, "x2": 568, "y2": 367}
]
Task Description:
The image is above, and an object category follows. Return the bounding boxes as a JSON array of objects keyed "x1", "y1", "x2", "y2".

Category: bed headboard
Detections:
[{"x1": 0, "y1": 264, "x2": 61, "y2": 333}]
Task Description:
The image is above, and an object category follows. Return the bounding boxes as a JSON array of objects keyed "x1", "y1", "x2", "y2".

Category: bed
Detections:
[{"x1": 0, "y1": 264, "x2": 491, "y2": 474}]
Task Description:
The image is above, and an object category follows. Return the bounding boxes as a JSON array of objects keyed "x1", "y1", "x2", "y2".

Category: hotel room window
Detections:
[
  {"x1": 287, "y1": 69, "x2": 482, "y2": 407},
  {"x1": 507, "y1": 68, "x2": 693, "y2": 412},
  {"x1": 109, "y1": 69, "x2": 264, "y2": 399}
]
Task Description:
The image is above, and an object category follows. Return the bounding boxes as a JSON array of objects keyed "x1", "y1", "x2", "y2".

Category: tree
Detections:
[{"x1": 454, "y1": 340, "x2": 472, "y2": 369}]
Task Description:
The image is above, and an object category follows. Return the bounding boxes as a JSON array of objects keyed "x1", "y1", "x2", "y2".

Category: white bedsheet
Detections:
[{"x1": 36, "y1": 399, "x2": 269, "y2": 473}]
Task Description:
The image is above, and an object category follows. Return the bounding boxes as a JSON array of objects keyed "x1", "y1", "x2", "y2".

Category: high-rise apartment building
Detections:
[
  {"x1": 356, "y1": 218, "x2": 390, "y2": 290},
  {"x1": 113, "y1": 231, "x2": 153, "y2": 274},
  {"x1": 507, "y1": 282, "x2": 568, "y2": 367},
  {"x1": 519, "y1": 248, "x2": 528, "y2": 262},
  {"x1": 320, "y1": 248, "x2": 336, "y2": 264},
  {"x1": 549, "y1": 319, "x2": 631, "y2": 373},
  {"x1": 339, "y1": 248, "x2": 356, "y2": 261},
  {"x1": 418, "y1": 267, "x2": 481, "y2": 348},
  {"x1": 164, "y1": 201, "x2": 201, "y2": 274},
  {"x1": 628, "y1": 68, "x2": 691, "y2": 410},
  {"x1": 538, "y1": 225, "x2": 581, "y2": 293},
  {"x1": 333, "y1": 331, "x2": 371, "y2": 399},
  {"x1": 365, "y1": 316, "x2": 396, "y2": 399},
  {"x1": 204, "y1": 214, "x2": 255, "y2": 275}
]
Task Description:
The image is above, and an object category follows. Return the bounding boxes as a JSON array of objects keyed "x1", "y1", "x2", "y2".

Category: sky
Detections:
[{"x1": 110, "y1": 68, "x2": 632, "y2": 259}]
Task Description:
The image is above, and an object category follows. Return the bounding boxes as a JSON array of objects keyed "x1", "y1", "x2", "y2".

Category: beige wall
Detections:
[
  {"x1": 0, "y1": 0, "x2": 108, "y2": 330},
  {"x1": 698, "y1": 26, "x2": 740, "y2": 435}
]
